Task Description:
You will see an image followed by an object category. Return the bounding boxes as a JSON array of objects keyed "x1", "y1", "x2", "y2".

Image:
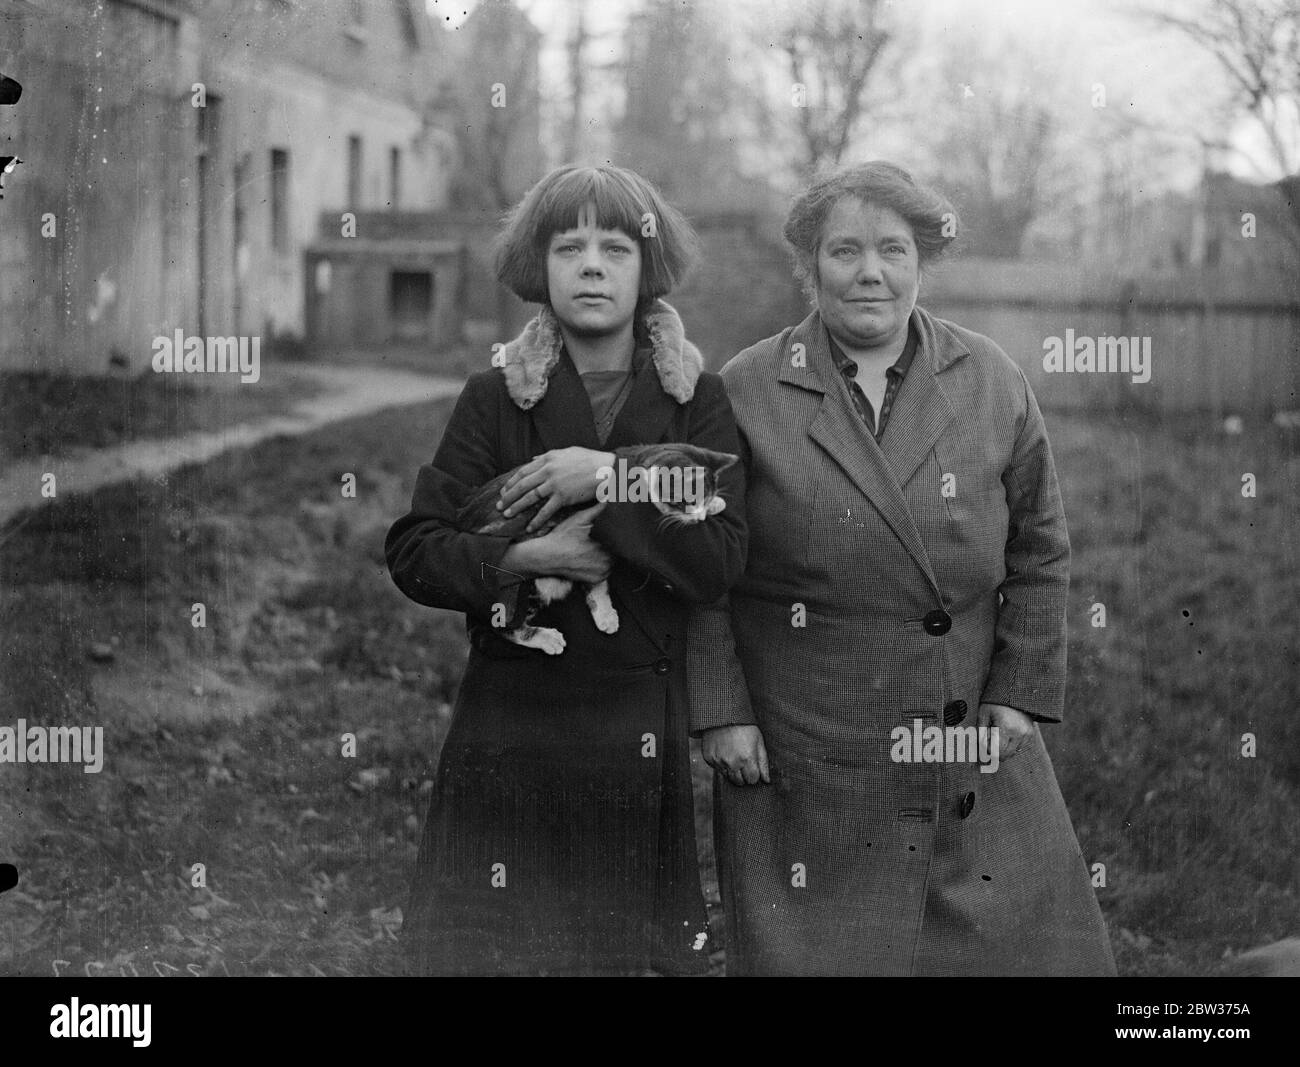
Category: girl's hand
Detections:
[
  {"x1": 504, "y1": 503, "x2": 612, "y2": 583},
  {"x1": 498, "y1": 448, "x2": 616, "y2": 531}
]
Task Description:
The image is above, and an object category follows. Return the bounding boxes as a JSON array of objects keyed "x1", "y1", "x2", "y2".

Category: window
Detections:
[
  {"x1": 348, "y1": 135, "x2": 362, "y2": 209},
  {"x1": 270, "y1": 148, "x2": 289, "y2": 253},
  {"x1": 390, "y1": 146, "x2": 401, "y2": 209}
]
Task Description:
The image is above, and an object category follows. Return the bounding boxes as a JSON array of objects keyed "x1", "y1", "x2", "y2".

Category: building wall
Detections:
[
  {"x1": 201, "y1": 0, "x2": 444, "y2": 112},
  {"x1": 0, "y1": 0, "x2": 456, "y2": 375},
  {"x1": 209, "y1": 52, "x2": 453, "y2": 340},
  {"x1": 0, "y1": 0, "x2": 197, "y2": 374}
]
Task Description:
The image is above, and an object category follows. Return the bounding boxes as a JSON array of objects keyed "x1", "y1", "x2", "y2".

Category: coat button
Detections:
[
  {"x1": 959, "y1": 791, "x2": 975, "y2": 819},
  {"x1": 653, "y1": 657, "x2": 671, "y2": 675},
  {"x1": 922, "y1": 609, "x2": 952, "y2": 636},
  {"x1": 943, "y1": 699, "x2": 968, "y2": 726}
]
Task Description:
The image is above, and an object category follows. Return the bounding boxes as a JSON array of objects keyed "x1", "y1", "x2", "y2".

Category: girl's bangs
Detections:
[{"x1": 537, "y1": 169, "x2": 646, "y2": 242}]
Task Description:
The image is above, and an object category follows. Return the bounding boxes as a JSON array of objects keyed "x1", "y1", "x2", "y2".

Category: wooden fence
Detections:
[{"x1": 921, "y1": 259, "x2": 1300, "y2": 415}]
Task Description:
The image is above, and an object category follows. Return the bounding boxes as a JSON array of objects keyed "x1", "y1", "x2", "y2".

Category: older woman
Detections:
[
  {"x1": 386, "y1": 164, "x2": 746, "y2": 975},
  {"x1": 689, "y1": 162, "x2": 1115, "y2": 976}
]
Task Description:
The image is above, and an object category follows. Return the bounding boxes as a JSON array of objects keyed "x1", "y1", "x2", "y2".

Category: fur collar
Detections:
[{"x1": 499, "y1": 299, "x2": 703, "y2": 410}]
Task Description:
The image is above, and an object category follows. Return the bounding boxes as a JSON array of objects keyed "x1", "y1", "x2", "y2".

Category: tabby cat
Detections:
[{"x1": 458, "y1": 442, "x2": 737, "y2": 654}]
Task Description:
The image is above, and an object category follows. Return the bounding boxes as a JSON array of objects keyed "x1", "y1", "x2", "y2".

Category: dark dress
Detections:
[{"x1": 385, "y1": 308, "x2": 747, "y2": 975}]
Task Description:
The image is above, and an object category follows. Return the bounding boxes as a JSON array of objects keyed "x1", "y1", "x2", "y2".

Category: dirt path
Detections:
[{"x1": 0, "y1": 364, "x2": 464, "y2": 526}]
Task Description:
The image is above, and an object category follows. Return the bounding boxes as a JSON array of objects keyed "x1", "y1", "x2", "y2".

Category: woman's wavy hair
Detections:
[
  {"x1": 783, "y1": 161, "x2": 958, "y2": 302},
  {"x1": 494, "y1": 164, "x2": 699, "y2": 306}
]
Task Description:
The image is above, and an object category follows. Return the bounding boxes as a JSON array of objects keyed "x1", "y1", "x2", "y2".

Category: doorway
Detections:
[{"x1": 390, "y1": 270, "x2": 432, "y2": 342}]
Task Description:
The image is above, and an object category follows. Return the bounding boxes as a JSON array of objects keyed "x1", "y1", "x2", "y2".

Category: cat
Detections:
[{"x1": 458, "y1": 442, "x2": 737, "y2": 655}]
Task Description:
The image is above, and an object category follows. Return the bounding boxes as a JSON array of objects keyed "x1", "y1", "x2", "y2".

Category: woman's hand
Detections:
[
  {"x1": 502, "y1": 502, "x2": 612, "y2": 583},
  {"x1": 977, "y1": 703, "x2": 1034, "y2": 762},
  {"x1": 702, "y1": 724, "x2": 770, "y2": 786},
  {"x1": 498, "y1": 447, "x2": 616, "y2": 531}
]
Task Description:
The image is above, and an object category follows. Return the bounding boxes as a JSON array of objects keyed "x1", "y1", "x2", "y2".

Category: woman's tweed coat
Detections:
[
  {"x1": 688, "y1": 305, "x2": 1115, "y2": 976},
  {"x1": 386, "y1": 300, "x2": 747, "y2": 975}
]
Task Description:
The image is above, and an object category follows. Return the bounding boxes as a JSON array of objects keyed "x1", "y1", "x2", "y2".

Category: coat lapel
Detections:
[
  {"x1": 878, "y1": 307, "x2": 963, "y2": 491},
  {"x1": 780, "y1": 310, "x2": 947, "y2": 595}
]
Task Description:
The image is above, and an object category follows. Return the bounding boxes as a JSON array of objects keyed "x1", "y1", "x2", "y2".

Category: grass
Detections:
[
  {"x1": 0, "y1": 400, "x2": 463, "y2": 976},
  {"x1": 1045, "y1": 409, "x2": 1300, "y2": 974},
  {"x1": 0, "y1": 399, "x2": 1295, "y2": 976},
  {"x1": 0, "y1": 366, "x2": 327, "y2": 463}
]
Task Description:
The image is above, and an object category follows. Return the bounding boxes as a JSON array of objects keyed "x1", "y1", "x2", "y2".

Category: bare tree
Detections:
[
  {"x1": 561, "y1": 0, "x2": 592, "y2": 162},
  {"x1": 771, "y1": 0, "x2": 898, "y2": 174},
  {"x1": 617, "y1": 0, "x2": 746, "y2": 200},
  {"x1": 911, "y1": 27, "x2": 1092, "y2": 259},
  {"x1": 1140, "y1": 0, "x2": 1300, "y2": 179},
  {"x1": 447, "y1": 0, "x2": 542, "y2": 212},
  {"x1": 942, "y1": 89, "x2": 1057, "y2": 257}
]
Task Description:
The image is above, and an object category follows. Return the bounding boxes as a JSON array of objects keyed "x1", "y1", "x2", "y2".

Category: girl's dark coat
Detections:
[{"x1": 385, "y1": 301, "x2": 747, "y2": 974}]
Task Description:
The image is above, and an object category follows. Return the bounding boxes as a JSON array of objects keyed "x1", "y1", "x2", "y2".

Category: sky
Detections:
[{"x1": 425, "y1": 0, "x2": 1292, "y2": 188}]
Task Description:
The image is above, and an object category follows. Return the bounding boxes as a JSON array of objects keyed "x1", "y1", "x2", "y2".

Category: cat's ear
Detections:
[{"x1": 698, "y1": 448, "x2": 739, "y2": 474}]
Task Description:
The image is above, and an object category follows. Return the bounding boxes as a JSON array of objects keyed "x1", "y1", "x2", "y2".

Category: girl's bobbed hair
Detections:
[{"x1": 494, "y1": 164, "x2": 699, "y2": 305}]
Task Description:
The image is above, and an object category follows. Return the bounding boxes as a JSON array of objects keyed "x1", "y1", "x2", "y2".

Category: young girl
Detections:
[{"x1": 385, "y1": 165, "x2": 747, "y2": 975}]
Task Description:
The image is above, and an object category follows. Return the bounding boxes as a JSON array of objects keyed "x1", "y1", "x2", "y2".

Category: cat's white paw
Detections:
[
  {"x1": 504, "y1": 625, "x2": 567, "y2": 655},
  {"x1": 586, "y1": 581, "x2": 620, "y2": 634},
  {"x1": 591, "y1": 602, "x2": 619, "y2": 634},
  {"x1": 532, "y1": 627, "x2": 566, "y2": 655}
]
